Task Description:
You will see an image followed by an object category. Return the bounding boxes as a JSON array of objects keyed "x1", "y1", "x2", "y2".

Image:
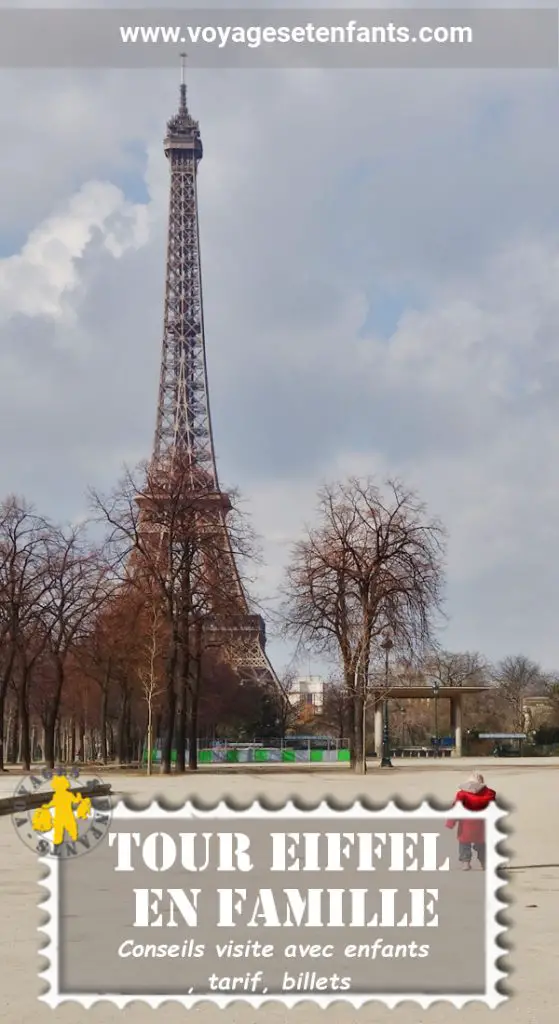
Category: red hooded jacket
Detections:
[{"x1": 445, "y1": 786, "x2": 496, "y2": 844}]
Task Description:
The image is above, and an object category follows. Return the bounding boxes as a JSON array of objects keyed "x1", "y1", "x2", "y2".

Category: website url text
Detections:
[{"x1": 119, "y1": 22, "x2": 474, "y2": 49}]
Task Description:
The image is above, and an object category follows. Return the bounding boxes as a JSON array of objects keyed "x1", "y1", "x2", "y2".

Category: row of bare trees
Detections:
[
  {"x1": 2, "y1": 464, "x2": 554, "y2": 775},
  {"x1": 0, "y1": 454, "x2": 278, "y2": 774},
  {"x1": 0, "y1": 499, "x2": 111, "y2": 772}
]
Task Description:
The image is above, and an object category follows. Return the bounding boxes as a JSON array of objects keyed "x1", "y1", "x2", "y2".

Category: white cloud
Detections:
[{"x1": 0, "y1": 180, "x2": 149, "y2": 322}]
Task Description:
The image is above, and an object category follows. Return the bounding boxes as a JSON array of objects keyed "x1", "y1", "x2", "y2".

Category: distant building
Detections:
[{"x1": 289, "y1": 676, "x2": 325, "y2": 714}]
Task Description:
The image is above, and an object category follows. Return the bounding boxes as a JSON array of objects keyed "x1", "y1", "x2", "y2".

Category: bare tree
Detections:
[
  {"x1": 14, "y1": 611, "x2": 52, "y2": 769},
  {"x1": 74, "y1": 616, "x2": 115, "y2": 766},
  {"x1": 271, "y1": 671, "x2": 301, "y2": 739},
  {"x1": 91, "y1": 455, "x2": 258, "y2": 774},
  {"x1": 317, "y1": 678, "x2": 351, "y2": 741},
  {"x1": 73, "y1": 590, "x2": 145, "y2": 764},
  {"x1": 138, "y1": 601, "x2": 165, "y2": 776},
  {"x1": 425, "y1": 650, "x2": 488, "y2": 688},
  {"x1": 38, "y1": 526, "x2": 111, "y2": 769},
  {"x1": 496, "y1": 655, "x2": 545, "y2": 734},
  {"x1": 281, "y1": 477, "x2": 445, "y2": 774},
  {"x1": 0, "y1": 498, "x2": 52, "y2": 770}
]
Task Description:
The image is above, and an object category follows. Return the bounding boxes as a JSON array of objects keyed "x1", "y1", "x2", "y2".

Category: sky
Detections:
[{"x1": 1, "y1": 1, "x2": 559, "y2": 674}]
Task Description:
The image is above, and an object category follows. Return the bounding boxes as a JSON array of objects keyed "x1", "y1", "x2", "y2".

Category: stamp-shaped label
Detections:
[{"x1": 39, "y1": 800, "x2": 507, "y2": 1008}]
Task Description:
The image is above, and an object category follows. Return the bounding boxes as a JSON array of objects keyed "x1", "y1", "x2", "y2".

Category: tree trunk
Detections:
[
  {"x1": 0, "y1": 701, "x2": 5, "y2": 772},
  {"x1": 161, "y1": 643, "x2": 178, "y2": 775},
  {"x1": 69, "y1": 719, "x2": 76, "y2": 762},
  {"x1": 19, "y1": 680, "x2": 31, "y2": 770},
  {"x1": 117, "y1": 695, "x2": 128, "y2": 764},
  {"x1": 175, "y1": 683, "x2": 187, "y2": 773},
  {"x1": 346, "y1": 687, "x2": 356, "y2": 769},
  {"x1": 0, "y1": 650, "x2": 17, "y2": 771},
  {"x1": 176, "y1": 638, "x2": 194, "y2": 772},
  {"x1": 187, "y1": 686, "x2": 200, "y2": 771},
  {"x1": 0, "y1": 687, "x2": 11, "y2": 773},
  {"x1": 187, "y1": 631, "x2": 204, "y2": 771},
  {"x1": 18, "y1": 667, "x2": 31, "y2": 769},
  {"x1": 78, "y1": 719, "x2": 86, "y2": 762},
  {"x1": 43, "y1": 661, "x2": 66, "y2": 770},
  {"x1": 5, "y1": 702, "x2": 14, "y2": 765},
  {"x1": 43, "y1": 718, "x2": 56, "y2": 770},
  {"x1": 107, "y1": 721, "x2": 115, "y2": 761},
  {"x1": 100, "y1": 684, "x2": 109, "y2": 763},
  {"x1": 30, "y1": 725, "x2": 37, "y2": 763},
  {"x1": 125, "y1": 703, "x2": 133, "y2": 762},
  {"x1": 146, "y1": 702, "x2": 153, "y2": 776},
  {"x1": 10, "y1": 698, "x2": 20, "y2": 763},
  {"x1": 352, "y1": 692, "x2": 366, "y2": 774}
]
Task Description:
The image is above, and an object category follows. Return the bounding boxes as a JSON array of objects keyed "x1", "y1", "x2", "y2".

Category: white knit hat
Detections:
[{"x1": 464, "y1": 771, "x2": 485, "y2": 793}]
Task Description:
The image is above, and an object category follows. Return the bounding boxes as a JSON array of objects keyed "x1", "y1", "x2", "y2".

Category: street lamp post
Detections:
[
  {"x1": 432, "y1": 679, "x2": 440, "y2": 756},
  {"x1": 353, "y1": 646, "x2": 367, "y2": 774},
  {"x1": 380, "y1": 634, "x2": 393, "y2": 768},
  {"x1": 362, "y1": 685, "x2": 367, "y2": 773}
]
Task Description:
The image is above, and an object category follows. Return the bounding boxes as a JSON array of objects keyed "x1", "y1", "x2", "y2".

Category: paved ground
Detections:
[{"x1": 1, "y1": 759, "x2": 557, "y2": 1023}]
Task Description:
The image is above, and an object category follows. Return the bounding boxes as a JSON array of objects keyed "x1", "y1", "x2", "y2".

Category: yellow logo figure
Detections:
[{"x1": 31, "y1": 776, "x2": 92, "y2": 846}]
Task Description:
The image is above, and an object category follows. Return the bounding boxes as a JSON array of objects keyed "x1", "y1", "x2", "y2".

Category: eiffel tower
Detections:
[{"x1": 142, "y1": 58, "x2": 277, "y2": 687}]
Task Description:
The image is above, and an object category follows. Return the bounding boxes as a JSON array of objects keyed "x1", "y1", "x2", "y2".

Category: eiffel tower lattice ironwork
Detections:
[{"x1": 144, "y1": 60, "x2": 276, "y2": 687}]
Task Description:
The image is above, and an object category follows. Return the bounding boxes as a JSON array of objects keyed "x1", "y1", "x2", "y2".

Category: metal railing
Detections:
[{"x1": 143, "y1": 736, "x2": 350, "y2": 764}]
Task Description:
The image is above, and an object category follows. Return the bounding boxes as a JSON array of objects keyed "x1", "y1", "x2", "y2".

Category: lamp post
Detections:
[
  {"x1": 432, "y1": 679, "x2": 440, "y2": 756},
  {"x1": 362, "y1": 683, "x2": 367, "y2": 774},
  {"x1": 353, "y1": 645, "x2": 367, "y2": 774},
  {"x1": 380, "y1": 634, "x2": 393, "y2": 768}
]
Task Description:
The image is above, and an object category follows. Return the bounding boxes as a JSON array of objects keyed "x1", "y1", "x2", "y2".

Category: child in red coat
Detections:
[{"x1": 446, "y1": 771, "x2": 496, "y2": 870}]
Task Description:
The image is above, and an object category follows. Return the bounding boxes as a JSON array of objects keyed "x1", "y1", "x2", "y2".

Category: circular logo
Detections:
[{"x1": 11, "y1": 767, "x2": 112, "y2": 858}]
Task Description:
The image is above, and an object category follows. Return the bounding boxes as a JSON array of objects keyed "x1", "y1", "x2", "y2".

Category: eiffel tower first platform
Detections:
[{"x1": 143, "y1": 61, "x2": 277, "y2": 688}]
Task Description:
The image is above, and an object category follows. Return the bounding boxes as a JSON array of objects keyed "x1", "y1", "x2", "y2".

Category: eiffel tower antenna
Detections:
[{"x1": 179, "y1": 51, "x2": 187, "y2": 109}]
